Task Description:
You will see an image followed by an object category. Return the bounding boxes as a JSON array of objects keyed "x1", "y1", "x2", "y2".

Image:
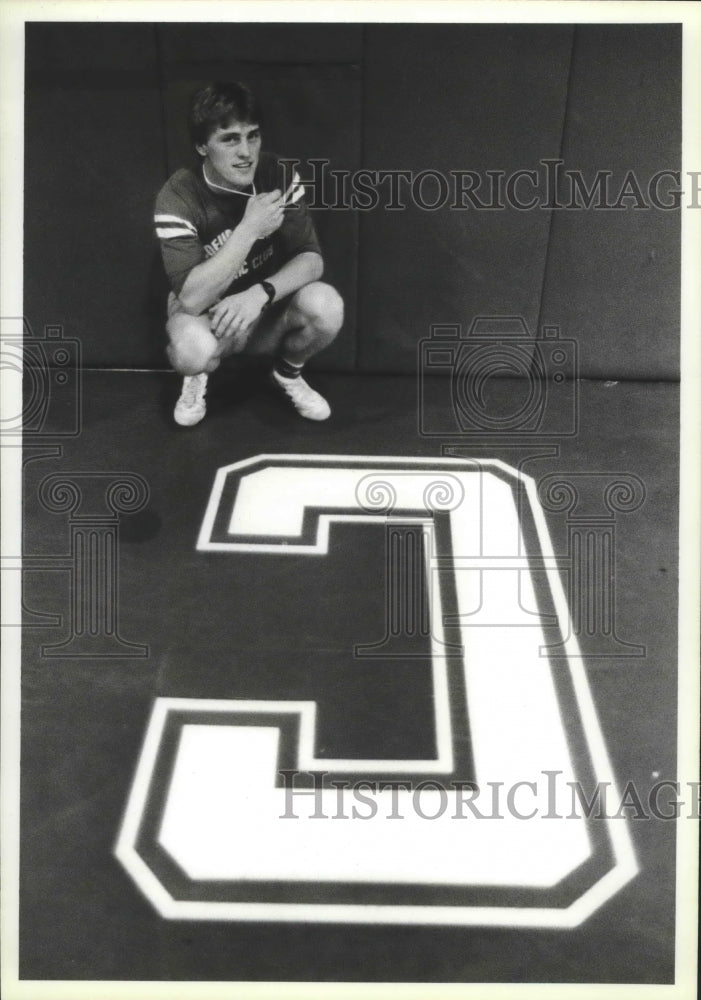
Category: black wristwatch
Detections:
[{"x1": 259, "y1": 280, "x2": 276, "y2": 313}]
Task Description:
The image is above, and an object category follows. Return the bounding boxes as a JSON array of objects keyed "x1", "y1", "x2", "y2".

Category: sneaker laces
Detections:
[
  {"x1": 181, "y1": 373, "x2": 206, "y2": 405},
  {"x1": 271, "y1": 370, "x2": 330, "y2": 419}
]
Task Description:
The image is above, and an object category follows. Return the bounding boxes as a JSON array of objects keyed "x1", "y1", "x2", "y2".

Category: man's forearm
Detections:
[
  {"x1": 178, "y1": 223, "x2": 257, "y2": 315},
  {"x1": 266, "y1": 252, "x2": 324, "y2": 302}
]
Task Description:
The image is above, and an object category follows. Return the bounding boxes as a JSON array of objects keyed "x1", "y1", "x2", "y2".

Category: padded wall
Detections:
[
  {"x1": 24, "y1": 24, "x2": 167, "y2": 368},
  {"x1": 23, "y1": 23, "x2": 681, "y2": 378},
  {"x1": 156, "y1": 23, "x2": 363, "y2": 372},
  {"x1": 356, "y1": 24, "x2": 574, "y2": 373},
  {"x1": 539, "y1": 24, "x2": 681, "y2": 379}
]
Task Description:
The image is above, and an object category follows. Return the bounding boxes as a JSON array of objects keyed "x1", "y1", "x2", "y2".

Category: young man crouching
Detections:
[{"x1": 154, "y1": 80, "x2": 343, "y2": 426}]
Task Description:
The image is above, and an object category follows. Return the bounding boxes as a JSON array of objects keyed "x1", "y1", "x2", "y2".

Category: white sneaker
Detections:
[
  {"x1": 270, "y1": 370, "x2": 331, "y2": 421},
  {"x1": 174, "y1": 373, "x2": 208, "y2": 426}
]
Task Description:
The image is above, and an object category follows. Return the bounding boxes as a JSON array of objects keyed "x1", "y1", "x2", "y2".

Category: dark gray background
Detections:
[{"x1": 24, "y1": 22, "x2": 680, "y2": 377}]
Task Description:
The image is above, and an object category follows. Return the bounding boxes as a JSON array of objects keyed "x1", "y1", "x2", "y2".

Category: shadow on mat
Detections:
[{"x1": 157, "y1": 358, "x2": 267, "y2": 420}]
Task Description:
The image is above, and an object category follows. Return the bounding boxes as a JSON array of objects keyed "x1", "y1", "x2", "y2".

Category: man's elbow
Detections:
[
  {"x1": 309, "y1": 253, "x2": 324, "y2": 281},
  {"x1": 177, "y1": 286, "x2": 206, "y2": 317}
]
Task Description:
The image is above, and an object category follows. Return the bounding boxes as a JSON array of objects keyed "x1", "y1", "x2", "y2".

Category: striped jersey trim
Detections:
[
  {"x1": 156, "y1": 227, "x2": 198, "y2": 239},
  {"x1": 285, "y1": 172, "x2": 305, "y2": 206},
  {"x1": 154, "y1": 214, "x2": 198, "y2": 239}
]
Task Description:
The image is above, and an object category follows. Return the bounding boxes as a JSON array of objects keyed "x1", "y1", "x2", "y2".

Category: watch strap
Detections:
[{"x1": 259, "y1": 280, "x2": 276, "y2": 312}]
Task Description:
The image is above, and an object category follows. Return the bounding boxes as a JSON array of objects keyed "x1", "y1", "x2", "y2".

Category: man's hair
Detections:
[{"x1": 189, "y1": 81, "x2": 262, "y2": 147}]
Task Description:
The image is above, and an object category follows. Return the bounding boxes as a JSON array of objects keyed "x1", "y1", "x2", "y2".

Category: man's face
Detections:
[{"x1": 197, "y1": 118, "x2": 262, "y2": 190}]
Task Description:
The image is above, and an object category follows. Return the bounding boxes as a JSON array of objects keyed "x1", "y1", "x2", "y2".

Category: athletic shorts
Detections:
[{"x1": 166, "y1": 290, "x2": 290, "y2": 357}]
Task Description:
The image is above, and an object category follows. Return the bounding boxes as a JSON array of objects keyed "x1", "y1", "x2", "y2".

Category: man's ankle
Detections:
[{"x1": 274, "y1": 357, "x2": 304, "y2": 380}]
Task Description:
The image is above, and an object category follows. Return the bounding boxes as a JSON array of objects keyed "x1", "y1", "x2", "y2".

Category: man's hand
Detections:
[
  {"x1": 208, "y1": 286, "x2": 269, "y2": 349},
  {"x1": 240, "y1": 190, "x2": 285, "y2": 241}
]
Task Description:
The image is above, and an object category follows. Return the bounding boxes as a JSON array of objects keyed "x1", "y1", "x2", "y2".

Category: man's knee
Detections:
[
  {"x1": 293, "y1": 282, "x2": 344, "y2": 342},
  {"x1": 166, "y1": 314, "x2": 219, "y2": 375}
]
